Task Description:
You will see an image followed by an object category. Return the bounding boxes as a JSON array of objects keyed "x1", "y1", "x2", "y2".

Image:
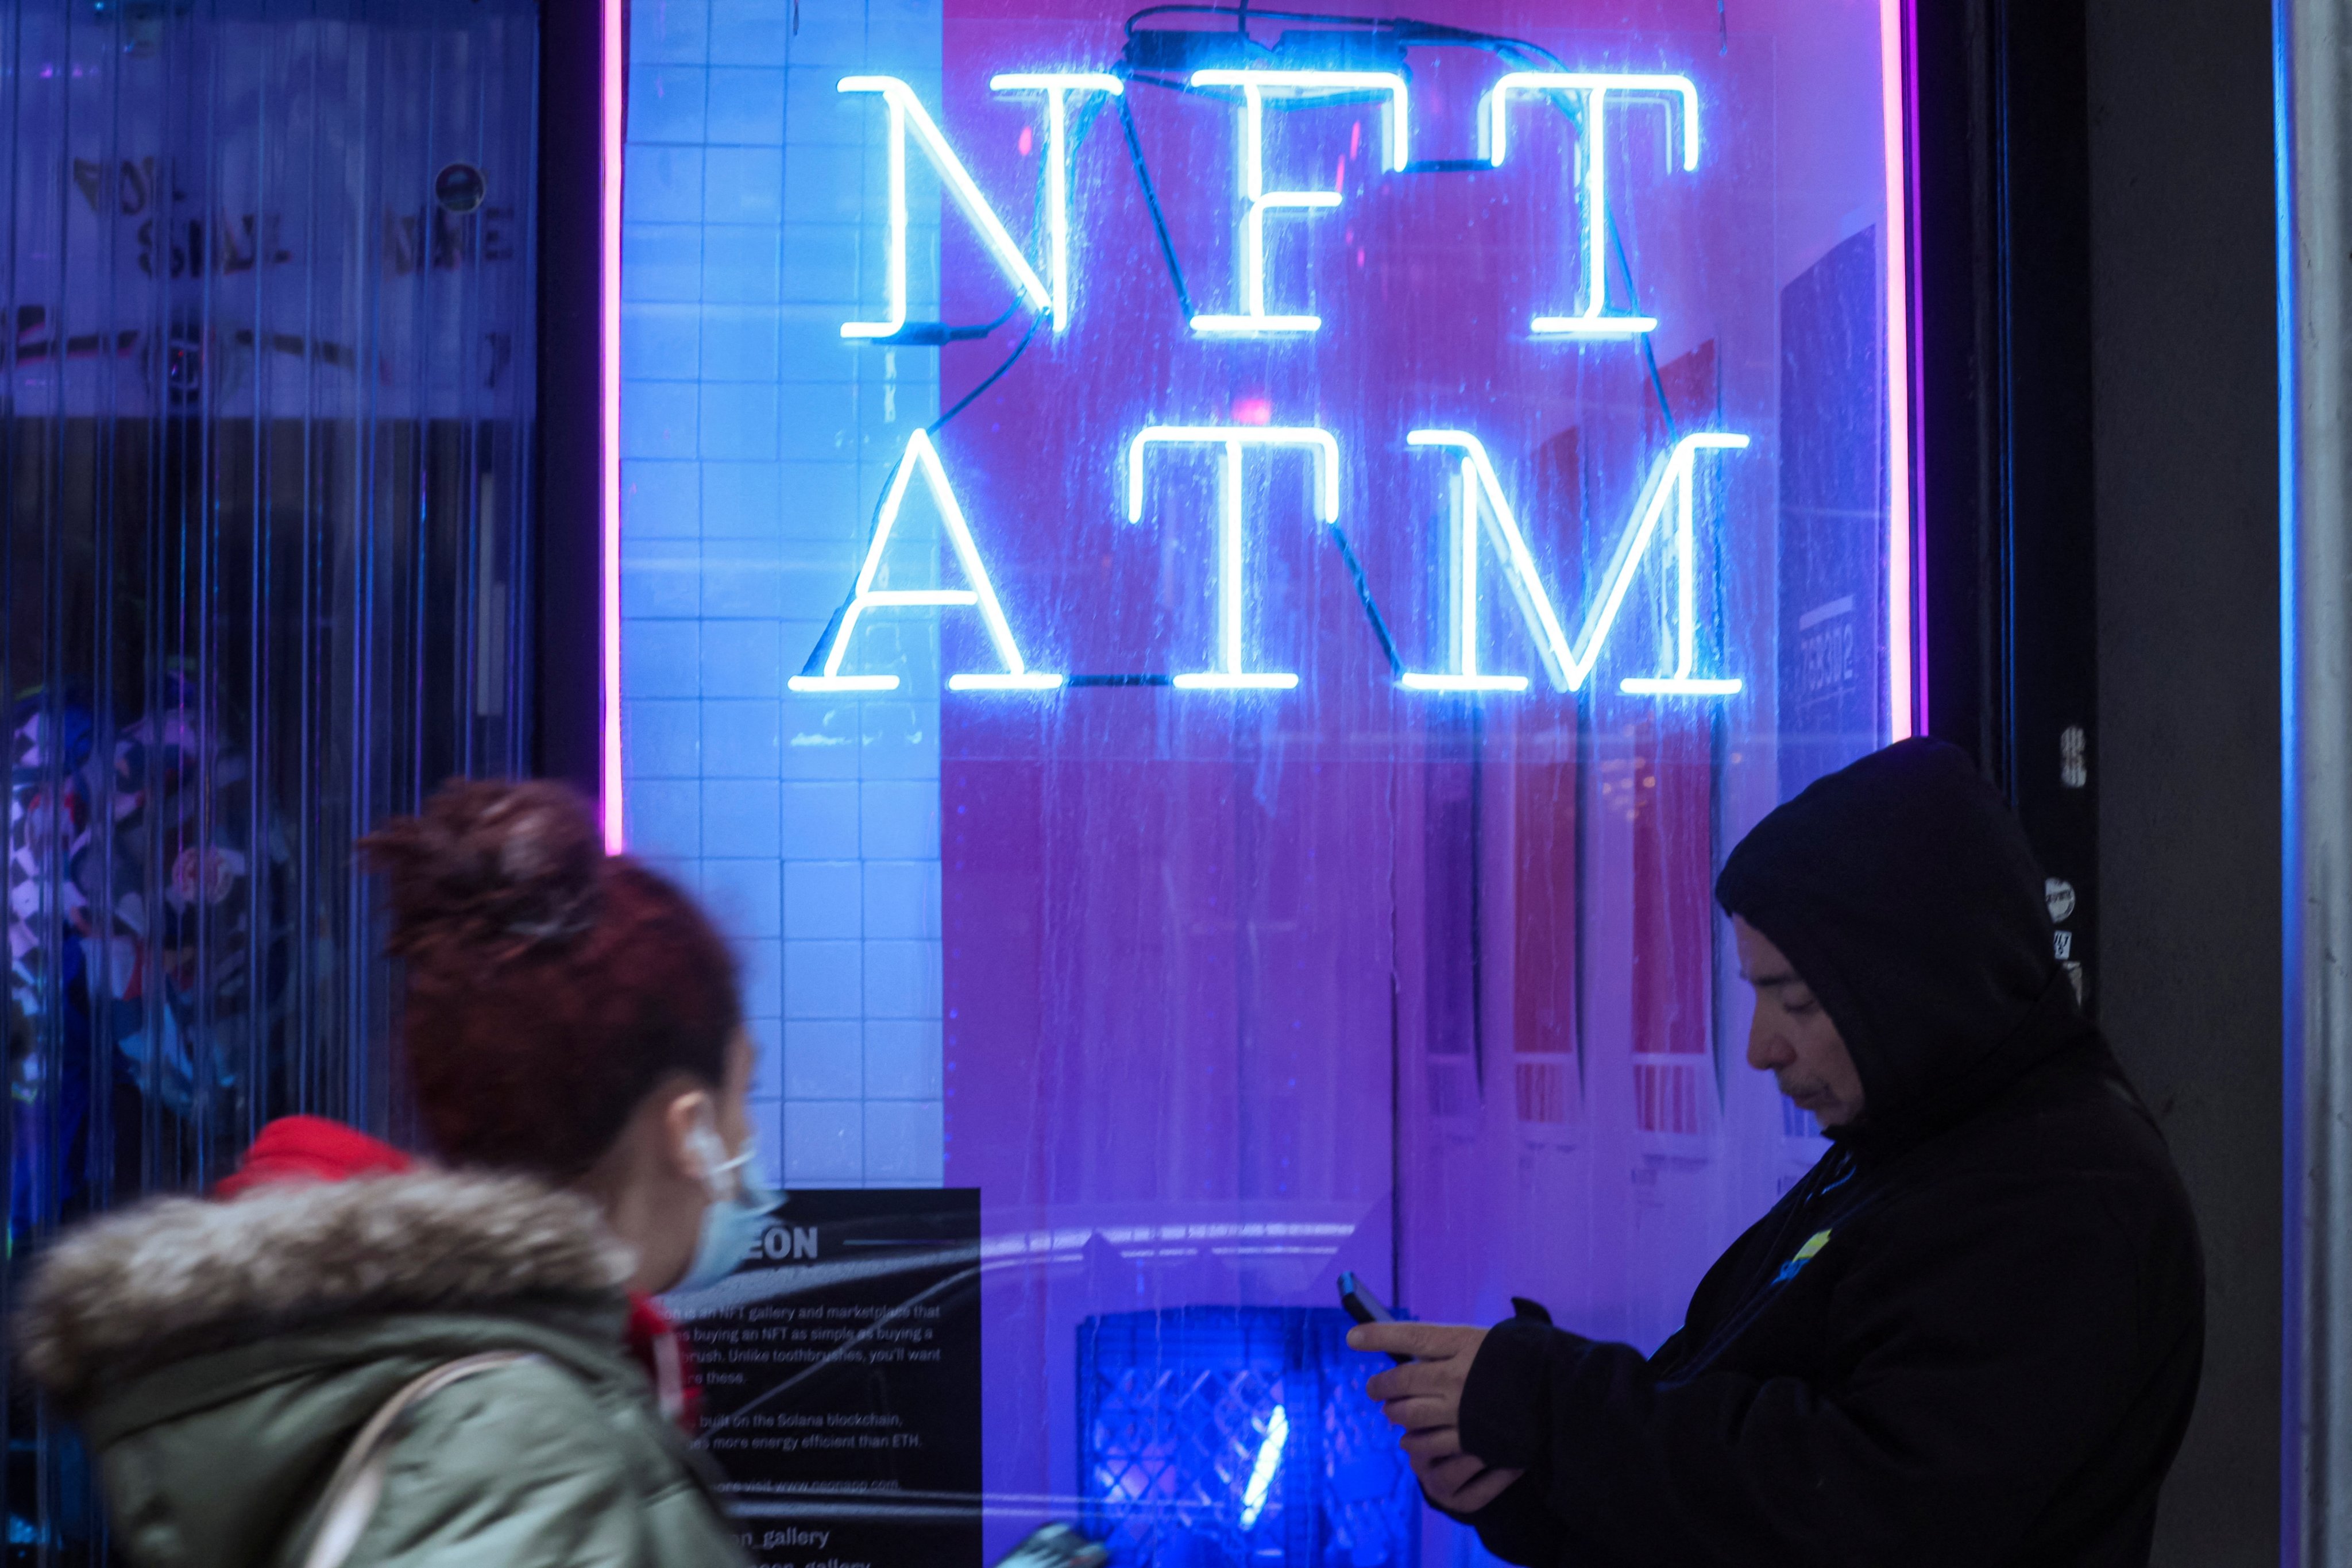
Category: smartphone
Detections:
[{"x1": 1338, "y1": 1272, "x2": 1412, "y2": 1364}]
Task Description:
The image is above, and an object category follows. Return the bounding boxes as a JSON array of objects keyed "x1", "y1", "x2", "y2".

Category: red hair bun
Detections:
[{"x1": 362, "y1": 780, "x2": 740, "y2": 1180}]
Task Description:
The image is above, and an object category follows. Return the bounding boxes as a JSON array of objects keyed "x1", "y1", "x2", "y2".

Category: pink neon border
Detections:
[
  {"x1": 600, "y1": 0, "x2": 627, "y2": 852},
  {"x1": 1882, "y1": 0, "x2": 1919, "y2": 740}
]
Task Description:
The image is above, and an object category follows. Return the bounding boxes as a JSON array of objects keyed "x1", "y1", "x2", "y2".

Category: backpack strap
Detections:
[{"x1": 295, "y1": 1351, "x2": 536, "y2": 1568}]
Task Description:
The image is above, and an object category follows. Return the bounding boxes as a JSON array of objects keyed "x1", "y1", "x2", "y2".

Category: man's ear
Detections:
[{"x1": 661, "y1": 1088, "x2": 715, "y2": 1181}]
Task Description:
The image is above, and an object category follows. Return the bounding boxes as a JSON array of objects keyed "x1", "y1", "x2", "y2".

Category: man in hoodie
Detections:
[{"x1": 1350, "y1": 739, "x2": 2205, "y2": 1567}]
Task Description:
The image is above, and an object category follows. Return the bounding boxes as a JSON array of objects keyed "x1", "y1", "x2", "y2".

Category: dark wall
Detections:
[
  {"x1": 2084, "y1": 0, "x2": 2281, "y2": 1559},
  {"x1": 534, "y1": 0, "x2": 607, "y2": 797}
]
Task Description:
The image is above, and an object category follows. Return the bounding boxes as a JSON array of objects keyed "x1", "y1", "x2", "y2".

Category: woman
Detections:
[{"x1": 15, "y1": 779, "x2": 761, "y2": 1567}]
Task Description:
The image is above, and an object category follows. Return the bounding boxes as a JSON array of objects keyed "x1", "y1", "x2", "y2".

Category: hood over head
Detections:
[
  {"x1": 14, "y1": 1167, "x2": 642, "y2": 1568},
  {"x1": 17, "y1": 1167, "x2": 631, "y2": 1410},
  {"x1": 1714, "y1": 738, "x2": 2080, "y2": 1146},
  {"x1": 210, "y1": 1114, "x2": 413, "y2": 1199}
]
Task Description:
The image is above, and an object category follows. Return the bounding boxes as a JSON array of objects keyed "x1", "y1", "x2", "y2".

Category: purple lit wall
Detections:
[{"x1": 901, "y1": 5, "x2": 1902, "y2": 1561}]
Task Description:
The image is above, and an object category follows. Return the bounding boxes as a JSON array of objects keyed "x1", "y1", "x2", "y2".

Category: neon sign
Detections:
[
  {"x1": 1478, "y1": 73, "x2": 1700, "y2": 337},
  {"x1": 1126, "y1": 426, "x2": 1343, "y2": 690},
  {"x1": 781, "y1": 65, "x2": 1761, "y2": 701},
  {"x1": 836, "y1": 69, "x2": 1695, "y2": 342},
  {"x1": 984, "y1": 74, "x2": 1126, "y2": 330},
  {"x1": 1187, "y1": 70, "x2": 1410, "y2": 336},
  {"x1": 1402, "y1": 430, "x2": 1753, "y2": 696},
  {"x1": 592, "y1": 8, "x2": 1914, "y2": 855},
  {"x1": 1400, "y1": 430, "x2": 1578, "y2": 694},
  {"x1": 796, "y1": 420, "x2": 1746, "y2": 697},
  {"x1": 789, "y1": 429, "x2": 1063, "y2": 695},
  {"x1": 837, "y1": 75, "x2": 1063, "y2": 338}
]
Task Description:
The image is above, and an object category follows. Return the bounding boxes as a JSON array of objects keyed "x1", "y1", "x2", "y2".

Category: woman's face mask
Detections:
[{"x1": 674, "y1": 1120, "x2": 779, "y2": 1293}]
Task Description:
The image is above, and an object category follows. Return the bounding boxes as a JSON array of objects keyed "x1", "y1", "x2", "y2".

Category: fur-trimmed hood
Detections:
[{"x1": 18, "y1": 1169, "x2": 632, "y2": 1408}]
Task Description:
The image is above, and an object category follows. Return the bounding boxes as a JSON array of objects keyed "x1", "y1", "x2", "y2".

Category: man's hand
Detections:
[{"x1": 1349, "y1": 1322, "x2": 1525, "y2": 1515}]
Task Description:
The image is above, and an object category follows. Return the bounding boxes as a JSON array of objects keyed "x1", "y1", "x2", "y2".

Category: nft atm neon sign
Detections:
[
  {"x1": 835, "y1": 68, "x2": 1698, "y2": 342},
  {"x1": 795, "y1": 67, "x2": 1748, "y2": 700}
]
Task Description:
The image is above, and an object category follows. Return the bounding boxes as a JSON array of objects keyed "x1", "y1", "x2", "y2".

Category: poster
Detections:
[
  {"x1": 672, "y1": 1189, "x2": 984, "y2": 1568},
  {"x1": 5, "y1": 0, "x2": 535, "y2": 421}
]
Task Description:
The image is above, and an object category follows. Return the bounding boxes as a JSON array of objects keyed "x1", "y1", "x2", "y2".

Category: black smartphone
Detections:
[{"x1": 1338, "y1": 1272, "x2": 1412, "y2": 1363}]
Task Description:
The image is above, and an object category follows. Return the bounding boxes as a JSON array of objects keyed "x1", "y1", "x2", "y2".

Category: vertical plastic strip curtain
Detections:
[{"x1": 1, "y1": 0, "x2": 536, "y2": 1554}]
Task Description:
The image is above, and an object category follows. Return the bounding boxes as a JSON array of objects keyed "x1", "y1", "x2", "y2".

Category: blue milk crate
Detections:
[{"x1": 1077, "y1": 1307, "x2": 1420, "y2": 1568}]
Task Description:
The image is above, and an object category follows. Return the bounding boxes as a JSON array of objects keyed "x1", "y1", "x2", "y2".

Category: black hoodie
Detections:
[{"x1": 1451, "y1": 739, "x2": 2205, "y2": 1567}]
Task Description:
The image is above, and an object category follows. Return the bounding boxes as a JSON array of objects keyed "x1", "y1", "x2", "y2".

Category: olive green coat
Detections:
[{"x1": 16, "y1": 1171, "x2": 746, "y2": 1568}]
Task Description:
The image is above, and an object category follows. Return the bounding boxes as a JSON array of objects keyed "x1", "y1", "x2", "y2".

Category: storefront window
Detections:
[
  {"x1": 617, "y1": 1, "x2": 1906, "y2": 1560},
  {"x1": 4, "y1": 0, "x2": 540, "y2": 1550}
]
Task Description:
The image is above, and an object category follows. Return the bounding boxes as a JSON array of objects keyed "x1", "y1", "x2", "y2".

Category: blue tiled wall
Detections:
[{"x1": 621, "y1": 0, "x2": 945, "y2": 1187}]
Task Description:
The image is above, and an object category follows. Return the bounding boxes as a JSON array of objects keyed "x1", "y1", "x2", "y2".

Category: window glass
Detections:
[
  {"x1": 617, "y1": 1, "x2": 1903, "y2": 1560},
  {"x1": 4, "y1": 0, "x2": 540, "y2": 1551}
]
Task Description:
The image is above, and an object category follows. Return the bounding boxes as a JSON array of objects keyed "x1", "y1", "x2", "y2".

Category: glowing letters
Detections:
[
  {"x1": 837, "y1": 76, "x2": 1058, "y2": 338},
  {"x1": 789, "y1": 429, "x2": 1061, "y2": 693},
  {"x1": 1612, "y1": 433, "x2": 1749, "y2": 696},
  {"x1": 1404, "y1": 430, "x2": 1748, "y2": 696},
  {"x1": 783, "y1": 64, "x2": 1763, "y2": 706},
  {"x1": 1188, "y1": 71, "x2": 1409, "y2": 336},
  {"x1": 987, "y1": 73, "x2": 1125, "y2": 327},
  {"x1": 834, "y1": 68, "x2": 1699, "y2": 341},
  {"x1": 1480, "y1": 73, "x2": 1701, "y2": 338},
  {"x1": 1401, "y1": 432, "x2": 1577, "y2": 693},
  {"x1": 1126, "y1": 426, "x2": 1342, "y2": 690},
  {"x1": 1586, "y1": 433, "x2": 1750, "y2": 695}
]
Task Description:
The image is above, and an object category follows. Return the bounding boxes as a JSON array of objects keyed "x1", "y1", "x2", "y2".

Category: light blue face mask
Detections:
[{"x1": 675, "y1": 1123, "x2": 780, "y2": 1293}]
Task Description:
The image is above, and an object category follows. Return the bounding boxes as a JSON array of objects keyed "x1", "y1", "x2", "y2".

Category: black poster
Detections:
[
  {"x1": 1776, "y1": 225, "x2": 1889, "y2": 801},
  {"x1": 671, "y1": 1189, "x2": 983, "y2": 1568}
]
